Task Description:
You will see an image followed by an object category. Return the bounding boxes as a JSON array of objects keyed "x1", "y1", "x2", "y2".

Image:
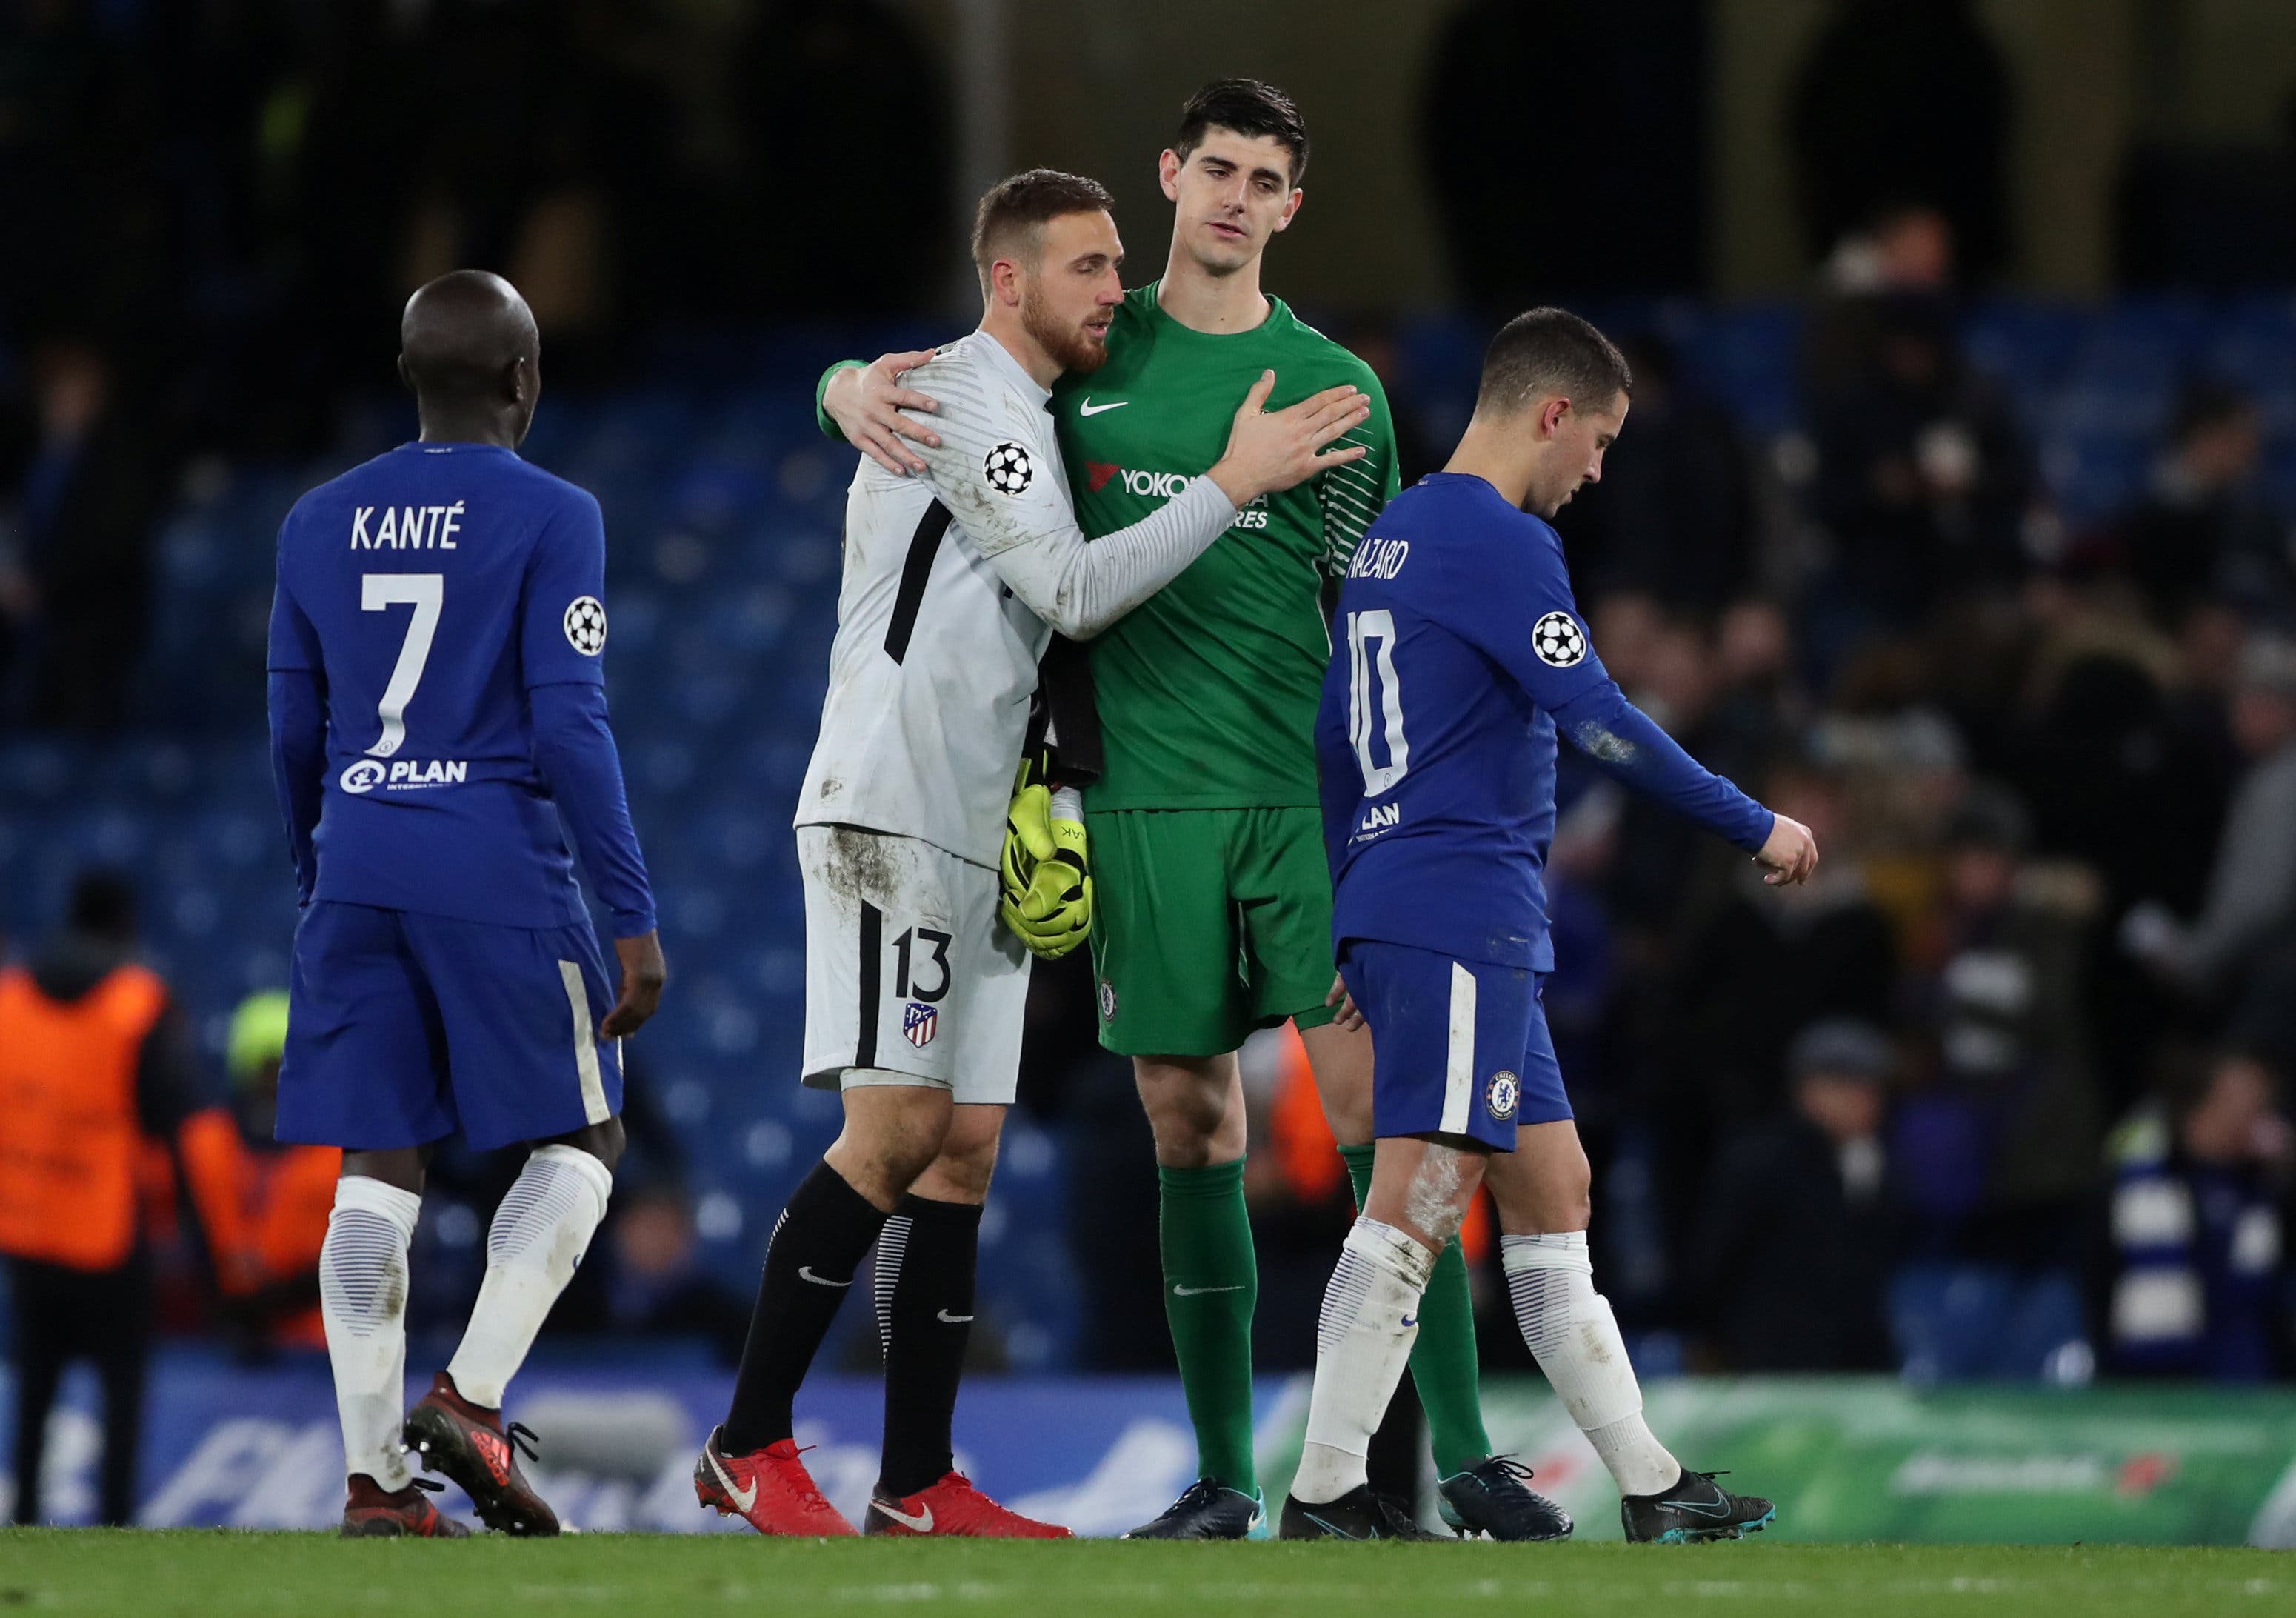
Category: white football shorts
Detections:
[{"x1": 797, "y1": 824, "x2": 1029, "y2": 1103}]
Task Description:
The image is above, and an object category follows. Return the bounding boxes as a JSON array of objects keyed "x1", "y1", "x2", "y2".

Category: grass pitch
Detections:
[{"x1": 1, "y1": 1532, "x2": 2287, "y2": 1618}]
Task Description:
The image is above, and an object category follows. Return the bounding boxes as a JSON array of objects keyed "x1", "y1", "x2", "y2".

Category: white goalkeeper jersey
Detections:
[{"x1": 796, "y1": 328, "x2": 1238, "y2": 868}]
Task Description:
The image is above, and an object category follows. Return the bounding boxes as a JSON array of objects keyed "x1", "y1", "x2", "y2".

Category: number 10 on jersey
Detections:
[{"x1": 1346, "y1": 609, "x2": 1409, "y2": 794}]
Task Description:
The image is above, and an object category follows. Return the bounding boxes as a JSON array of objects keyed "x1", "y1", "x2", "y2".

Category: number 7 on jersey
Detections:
[{"x1": 361, "y1": 573, "x2": 443, "y2": 759}]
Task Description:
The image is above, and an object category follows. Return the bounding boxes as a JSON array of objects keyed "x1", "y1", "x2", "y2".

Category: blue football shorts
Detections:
[
  {"x1": 1336, "y1": 938, "x2": 1571, "y2": 1152},
  {"x1": 278, "y1": 900, "x2": 622, "y2": 1153}
]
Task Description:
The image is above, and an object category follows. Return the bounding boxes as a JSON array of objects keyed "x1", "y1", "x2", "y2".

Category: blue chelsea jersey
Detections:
[
  {"x1": 1315, "y1": 472, "x2": 1771, "y2": 973},
  {"x1": 267, "y1": 442, "x2": 613, "y2": 929}
]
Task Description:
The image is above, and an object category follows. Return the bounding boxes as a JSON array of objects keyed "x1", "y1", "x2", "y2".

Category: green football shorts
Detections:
[{"x1": 1086, "y1": 805, "x2": 1340, "y2": 1059}]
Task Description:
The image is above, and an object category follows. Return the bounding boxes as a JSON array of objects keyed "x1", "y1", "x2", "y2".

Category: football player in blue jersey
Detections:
[
  {"x1": 1283, "y1": 308, "x2": 1818, "y2": 1543},
  {"x1": 267, "y1": 270, "x2": 666, "y2": 1538}
]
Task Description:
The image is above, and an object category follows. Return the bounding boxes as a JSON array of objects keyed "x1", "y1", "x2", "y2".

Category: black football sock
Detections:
[
  {"x1": 875, "y1": 1193, "x2": 984, "y2": 1497},
  {"x1": 721, "y1": 1160, "x2": 888, "y2": 1454}
]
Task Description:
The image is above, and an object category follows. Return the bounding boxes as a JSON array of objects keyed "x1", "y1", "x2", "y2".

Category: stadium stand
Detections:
[{"x1": 7, "y1": 295, "x2": 2296, "y2": 1370}]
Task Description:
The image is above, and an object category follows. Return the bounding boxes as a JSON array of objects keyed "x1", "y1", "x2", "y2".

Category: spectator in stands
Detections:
[
  {"x1": 2106, "y1": 1049, "x2": 2292, "y2": 1379},
  {"x1": 1709, "y1": 599, "x2": 1807, "y2": 768},
  {"x1": 173, "y1": 992, "x2": 338, "y2": 1353},
  {"x1": 1807, "y1": 293, "x2": 2035, "y2": 631},
  {"x1": 1822, "y1": 203, "x2": 1957, "y2": 300},
  {"x1": 0, "y1": 513, "x2": 30, "y2": 707},
  {"x1": 2123, "y1": 636, "x2": 2296, "y2": 1017},
  {"x1": 1801, "y1": 202, "x2": 1958, "y2": 405},
  {"x1": 11, "y1": 338, "x2": 167, "y2": 729},
  {"x1": 1556, "y1": 333, "x2": 1760, "y2": 613},
  {"x1": 0, "y1": 871, "x2": 202, "y2": 1525},
  {"x1": 1691, "y1": 1019, "x2": 1900, "y2": 1371},
  {"x1": 1894, "y1": 784, "x2": 2103, "y2": 1268},
  {"x1": 584, "y1": 1186, "x2": 750, "y2": 1365},
  {"x1": 1649, "y1": 753, "x2": 1898, "y2": 1128},
  {"x1": 1635, "y1": 751, "x2": 1898, "y2": 1285},
  {"x1": 1601, "y1": 613, "x2": 1740, "y2": 928},
  {"x1": 2117, "y1": 382, "x2": 2292, "y2": 630},
  {"x1": 1334, "y1": 320, "x2": 1443, "y2": 487}
]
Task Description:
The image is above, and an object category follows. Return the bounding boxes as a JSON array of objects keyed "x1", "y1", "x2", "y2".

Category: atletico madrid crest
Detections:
[{"x1": 903, "y1": 1002, "x2": 938, "y2": 1048}]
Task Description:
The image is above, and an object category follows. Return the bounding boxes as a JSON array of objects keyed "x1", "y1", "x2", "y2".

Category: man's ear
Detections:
[
  {"x1": 1541, "y1": 397, "x2": 1572, "y2": 439},
  {"x1": 1273, "y1": 187, "x2": 1304, "y2": 234},
  {"x1": 397, "y1": 353, "x2": 414, "y2": 394},
  {"x1": 1158, "y1": 148, "x2": 1182, "y2": 203}
]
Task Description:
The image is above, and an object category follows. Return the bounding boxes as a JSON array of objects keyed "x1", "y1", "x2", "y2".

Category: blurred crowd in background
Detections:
[{"x1": 4, "y1": 0, "x2": 2296, "y2": 1417}]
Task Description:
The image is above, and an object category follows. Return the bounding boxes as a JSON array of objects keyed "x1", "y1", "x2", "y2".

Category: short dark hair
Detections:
[
  {"x1": 67, "y1": 868, "x2": 136, "y2": 943},
  {"x1": 1174, "y1": 78, "x2": 1309, "y2": 186},
  {"x1": 970, "y1": 168, "x2": 1116, "y2": 299},
  {"x1": 1474, "y1": 307, "x2": 1633, "y2": 419}
]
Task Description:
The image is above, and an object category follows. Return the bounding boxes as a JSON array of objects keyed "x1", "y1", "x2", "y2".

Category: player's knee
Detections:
[
  {"x1": 1298, "y1": 1021, "x2": 1375, "y2": 1145},
  {"x1": 341, "y1": 1145, "x2": 432, "y2": 1195},
  {"x1": 923, "y1": 1129, "x2": 1001, "y2": 1202},
  {"x1": 1486, "y1": 1138, "x2": 1592, "y2": 1234},
  {"x1": 543, "y1": 1117, "x2": 624, "y2": 1174},
  {"x1": 867, "y1": 1129, "x2": 946, "y2": 1199},
  {"x1": 1318, "y1": 1084, "x2": 1375, "y2": 1147},
  {"x1": 1525, "y1": 1151, "x2": 1593, "y2": 1233},
  {"x1": 1135, "y1": 1056, "x2": 1241, "y2": 1165},
  {"x1": 827, "y1": 1085, "x2": 954, "y2": 1204},
  {"x1": 1144, "y1": 1102, "x2": 1241, "y2": 1168},
  {"x1": 1558, "y1": 1145, "x2": 1592, "y2": 1222}
]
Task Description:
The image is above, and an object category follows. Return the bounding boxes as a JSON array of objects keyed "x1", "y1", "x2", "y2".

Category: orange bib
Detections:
[{"x1": 0, "y1": 963, "x2": 166, "y2": 1270}]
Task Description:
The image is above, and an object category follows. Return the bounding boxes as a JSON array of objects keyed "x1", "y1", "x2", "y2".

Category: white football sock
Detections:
[
  {"x1": 445, "y1": 1145, "x2": 613, "y2": 1409},
  {"x1": 1292, "y1": 1217, "x2": 1436, "y2": 1505},
  {"x1": 321, "y1": 1174, "x2": 422, "y2": 1489},
  {"x1": 1502, "y1": 1231, "x2": 1680, "y2": 1497}
]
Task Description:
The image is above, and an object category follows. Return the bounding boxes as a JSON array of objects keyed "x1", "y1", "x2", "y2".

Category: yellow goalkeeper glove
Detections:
[{"x1": 999, "y1": 759, "x2": 1092, "y2": 960}]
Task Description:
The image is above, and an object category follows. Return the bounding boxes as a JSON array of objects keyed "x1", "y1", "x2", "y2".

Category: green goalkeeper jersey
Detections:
[{"x1": 1049, "y1": 283, "x2": 1398, "y2": 811}]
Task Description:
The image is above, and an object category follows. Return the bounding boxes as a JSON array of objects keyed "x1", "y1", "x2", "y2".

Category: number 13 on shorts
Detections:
[{"x1": 794, "y1": 824, "x2": 1031, "y2": 1104}]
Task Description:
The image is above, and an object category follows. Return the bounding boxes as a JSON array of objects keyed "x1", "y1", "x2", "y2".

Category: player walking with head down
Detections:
[
  {"x1": 692, "y1": 170, "x2": 1369, "y2": 1538},
  {"x1": 267, "y1": 271, "x2": 667, "y2": 1537},
  {"x1": 1285, "y1": 309, "x2": 1817, "y2": 1541},
  {"x1": 823, "y1": 79, "x2": 1561, "y2": 1542}
]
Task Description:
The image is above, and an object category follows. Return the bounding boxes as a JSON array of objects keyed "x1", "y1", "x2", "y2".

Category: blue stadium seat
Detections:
[{"x1": 1889, "y1": 1263, "x2": 2090, "y2": 1382}]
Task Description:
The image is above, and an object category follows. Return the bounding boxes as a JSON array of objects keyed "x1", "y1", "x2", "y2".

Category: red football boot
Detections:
[
  {"x1": 340, "y1": 1474, "x2": 470, "y2": 1538},
  {"x1": 693, "y1": 1426, "x2": 858, "y2": 1536},
  {"x1": 864, "y1": 1473, "x2": 1073, "y2": 1538},
  {"x1": 402, "y1": 1371, "x2": 559, "y2": 1537}
]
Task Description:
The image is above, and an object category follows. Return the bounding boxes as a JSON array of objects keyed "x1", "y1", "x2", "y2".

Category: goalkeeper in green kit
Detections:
[{"x1": 818, "y1": 79, "x2": 1568, "y2": 1542}]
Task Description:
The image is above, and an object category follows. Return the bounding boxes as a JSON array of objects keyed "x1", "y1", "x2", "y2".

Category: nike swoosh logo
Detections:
[
  {"x1": 708, "y1": 1448, "x2": 757, "y2": 1514},
  {"x1": 1400, "y1": 1315, "x2": 1417, "y2": 1328},
  {"x1": 798, "y1": 1267, "x2": 852, "y2": 1288},
  {"x1": 1173, "y1": 1284, "x2": 1245, "y2": 1296},
  {"x1": 1303, "y1": 1511, "x2": 1361, "y2": 1540},
  {"x1": 937, "y1": 1310, "x2": 974, "y2": 1324},
  {"x1": 875, "y1": 1499, "x2": 934, "y2": 1532},
  {"x1": 1662, "y1": 1497, "x2": 1735, "y2": 1518},
  {"x1": 1078, "y1": 398, "x2": 1128, "y2": 416}
]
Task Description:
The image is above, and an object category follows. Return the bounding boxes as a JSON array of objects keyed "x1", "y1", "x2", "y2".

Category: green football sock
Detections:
[
  {"x1": 1158, "y1": 1159, "x2": 1258, "y2": 1494},
  {"x1": 1340, "y1": 1142, "x2": 1494, "y2": 1476}
]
